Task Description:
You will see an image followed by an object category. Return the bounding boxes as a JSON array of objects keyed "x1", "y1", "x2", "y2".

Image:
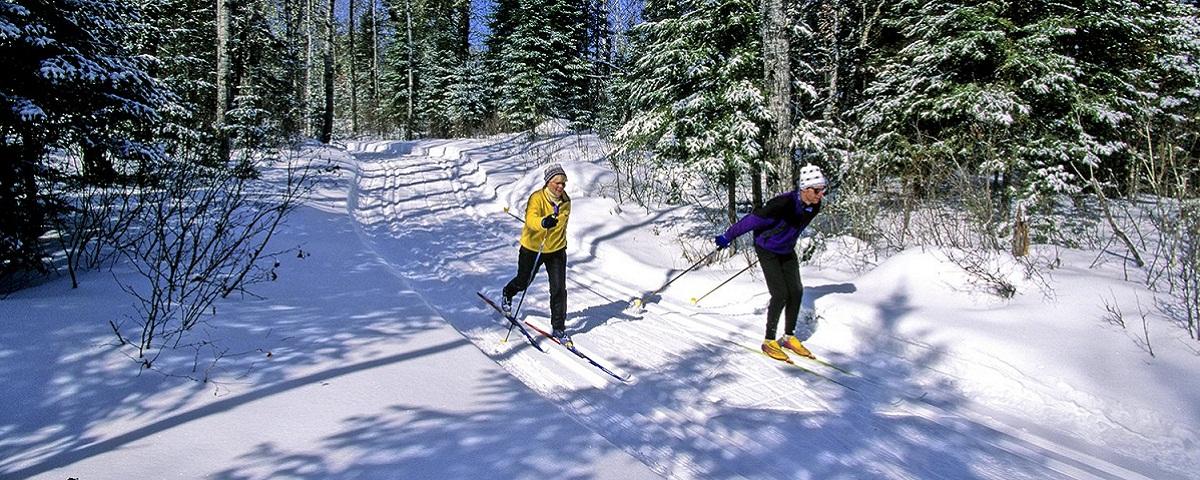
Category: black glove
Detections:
[{"x1": 541, "y1": 215, "x2": 559, "y2": 229}]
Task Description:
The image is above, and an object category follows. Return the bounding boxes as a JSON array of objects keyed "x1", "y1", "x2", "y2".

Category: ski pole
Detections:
[
  {"x1": 502, "y1": 206, "x2": 522, "y2": 222},
  {"x1": 690, "y1": 259, "x2": 758, "y2": 305},
  {"x1": 630, "y1": 249, "x2": 719, "y2": 308},
  {"x1": 505, "y1": 205, "x2": 556, "y2": 341}
]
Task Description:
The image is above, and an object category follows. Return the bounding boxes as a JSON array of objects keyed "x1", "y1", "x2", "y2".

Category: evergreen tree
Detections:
[
  {"x1": 377, "y1": 0, "x2": 474, "y2": 137},
  {"x1": 349, "y1": 3, "x2": 388, "y2": 135},
  {"x1": 579, "y1": 0, "x2": 614, "y2": 130},
  {"x1": 1115, "y1": 0, "x2": 1200, "y2": 192},
  {"x1": 850, "y1": 0, "x2": 1200, "y2": 245},
  {"x1": 613, "y1": 0, "x2": 767, "y2": 202},
  {"x1": 132, "y1": 0, "x2": 216, "y2": 149},
  {"x1": 443, "y1": 53, "x2": 490, "y2": 135},
  {"x1": 1, "y1": 0, "x2": 172, "y2": 275},
  {"x1": 134, "y1": 0, "x2": 306, "y2": 153},
  {"x1": 380, "y1": 0, "x2": 419, "y2": 137},
  {"x1": 613, "y1": 0, "x2": 837, "y2": 212},
  {"x1": 228, "y1": 0, "x2": 305, "y2": 149},
  {"x1": 486, "y1": 0, "x2": 590, "y2": 130}
]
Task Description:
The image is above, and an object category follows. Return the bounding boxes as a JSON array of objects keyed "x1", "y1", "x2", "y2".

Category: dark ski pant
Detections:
[
  {"x1": 755, "y1": 245, "x2": 802, "y2": 340},
  {"x1": 503, "y1": 246, "x2": 567, "y2": 331}
]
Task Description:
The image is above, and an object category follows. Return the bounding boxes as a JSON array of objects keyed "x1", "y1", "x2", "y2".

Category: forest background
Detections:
[{"x1": 2, "y1": 0, "x2": 1199, "y2": 360}]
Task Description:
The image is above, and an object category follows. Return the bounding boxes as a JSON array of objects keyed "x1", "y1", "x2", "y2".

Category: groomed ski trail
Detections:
[{"x1": 342, "y1": 137, "x2": 1178, "y2": 480}]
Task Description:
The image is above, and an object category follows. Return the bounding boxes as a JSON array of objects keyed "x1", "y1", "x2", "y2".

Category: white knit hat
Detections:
[{"x1": 797, "y1": 164, "x2": 827, "y2": 190}]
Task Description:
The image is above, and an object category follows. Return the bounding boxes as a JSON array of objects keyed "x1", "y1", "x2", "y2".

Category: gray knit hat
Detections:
[{"x1": 544, "y1": 163, "x2": 566, "y2": 184}]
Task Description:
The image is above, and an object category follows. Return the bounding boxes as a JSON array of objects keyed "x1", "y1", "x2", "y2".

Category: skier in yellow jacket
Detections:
[{"x1": 502, "y1": 163, "x2": 573, "y2": 345}]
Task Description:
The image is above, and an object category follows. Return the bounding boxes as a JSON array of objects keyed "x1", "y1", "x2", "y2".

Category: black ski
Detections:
[
  {"x1": 477, "y1": 292, "x2": 546, "y2": 352},
  {"x1": 523, "y1": 320, "x2": 631, "y2": 383}
]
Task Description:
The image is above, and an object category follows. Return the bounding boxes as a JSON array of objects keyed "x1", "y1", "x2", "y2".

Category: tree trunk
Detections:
[
  {"x1": 405, "y1": 0, "x2": 414, "y2": 140},
  {"x1": 304, "y1": 0, "x2": 314, "y2": 137},
  {"x1": 320, "y1": 0, "x2": 335, "y2": 143},
  {"x1": 82, "y1": 141, "x2": 116, "y2": 183},
  {"x1": 349, "y1": 0, "x2": 358, "y2": 135},
  {"x1": 725, "y1": 167, "x2": 738, "y2": 226},
  {"x1": 371, "y1": 0, "x2": 380, "y2": 135},
  {"x1": 751, "y1": 161, "x2": 764, "y2": 209},
  {"x1": 284, "y1": 0, "x2": 302, "y2": 137},
  {"x1": 820, "y1": 0, "x2": 841, "y2": 120},
  {"x1": 457, "y1": 0, "x2": 470, "y2": 61},
  {"x1": 762, "y1": 0, "x2": 793, "y2": 191},
  {"x1": 216, "y1": 0, "x2": 232, "y2": 161},
  {"x1": 1011, "y1": 201, "x2": 1030, "y2": 257}
]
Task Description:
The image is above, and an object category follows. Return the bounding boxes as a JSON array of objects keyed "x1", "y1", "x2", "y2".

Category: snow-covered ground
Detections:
[{"x1": 2, "y1": 133, "x2": 1197, "y2": 479}]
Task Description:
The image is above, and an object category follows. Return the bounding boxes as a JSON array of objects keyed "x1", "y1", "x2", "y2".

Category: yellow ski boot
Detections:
[
  {"x1": 761, "y1": 339, "x2": 791, "y2": 363},
  {"x1": 779, "y1": 335, "x2": 814, "y2": 359}
]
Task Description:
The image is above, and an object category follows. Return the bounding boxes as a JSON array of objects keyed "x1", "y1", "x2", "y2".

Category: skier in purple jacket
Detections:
[{"x1": 714, "y1": 164, "x2": 827, "y2": 362}]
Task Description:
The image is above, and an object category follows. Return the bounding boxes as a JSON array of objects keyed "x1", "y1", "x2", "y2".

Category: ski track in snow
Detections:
[{"x1": 342, "y1": 137, "x2": 1179, "y2": 480}]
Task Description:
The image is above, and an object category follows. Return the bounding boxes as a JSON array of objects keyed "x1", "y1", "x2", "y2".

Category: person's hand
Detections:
[
  {"x1": 541, "y1": 215, "x2": 559, "y2": 229},
  {"x1": 714, "y1": 234, "x2": 731, "y2": 249}
]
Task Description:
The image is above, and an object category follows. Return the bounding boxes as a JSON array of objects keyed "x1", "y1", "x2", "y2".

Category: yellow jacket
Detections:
[{"x1": 519, "y1": 187, "x2": 571, "y2": 252}]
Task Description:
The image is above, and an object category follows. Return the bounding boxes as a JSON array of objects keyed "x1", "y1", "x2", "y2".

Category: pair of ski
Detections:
[
  {"x1": 729, "y1": 338, "x2": 857, "y2": 391},
  {"x1": 477, "y1": 292, "x2": 629, "y2": 383}
]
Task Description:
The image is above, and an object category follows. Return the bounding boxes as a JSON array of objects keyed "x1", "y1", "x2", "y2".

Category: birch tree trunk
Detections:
[
  {"x1": 372, "y1": 0, "x2": 380, "y2": 135},
  {"x1": 762, "y1": 0, "x2": 793, "y2": 190},
  {"x1": 820, "y1": 0, "x2": 841, "y2": 120},
  {"x1": 405, "y1": 0, "x2": 414, "y2": 140},
  {"x1": 216, "y1": 0, "x2": 232, "y2": 160}
]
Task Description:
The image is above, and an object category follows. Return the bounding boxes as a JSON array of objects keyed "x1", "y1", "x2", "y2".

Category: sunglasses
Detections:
[{"x1": 809, "y1": 187, "x2": 826, "y2": 194}]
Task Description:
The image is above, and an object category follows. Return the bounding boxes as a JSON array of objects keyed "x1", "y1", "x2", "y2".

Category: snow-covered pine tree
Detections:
[
  {"x1": 131, "y1": 0, "x2": 216, "y2": 147},
  {"x1": 443, "y1": 53, "x2": 490, "y2": 135},
  {"x1": 422, "y1": 0, "x2": 475, "y2": 137},
  {"x1": 793, "y1": 0, "x2": 888, "y2": 124},
  {"x1": 612, "y1": 0, "x2": 839, "y2": 215},
  {"x1": 376, "y1": 0, "x2": 474, "y2": 137},
  {"x1": 1, "y1": 0, "x2": 173, "y2": 277},
  {"x1": 851, "y1": 0, "x2": 1195, "y2": 246},
  {"x1": 486, "y1": 0, "x2": 590, "y2": 131},
  {"x1": 379, "y1": 0, "x2": 418, "y2": 138},
  {"x1": 612, "y1": 0, "x2": 767, "y2": 215},
  {"x1": 227, "y1": 0, "x2": 306, "y2": 152},
  {"x1": 347, "y1": 1, "x2": 388, "y2": 135},
  {"x1": 1126, "y1": 1, "x2": 1200, "y2": 338},
  {"x1": 1120, "y1": 0, "x2": 1200, "y2": 193},
  {"x1": 853, "y1": 0, "x2": 1043, "y2": 220},
  {"x1": 578, "y1": 0, "x2": 614, "y2": 130}
]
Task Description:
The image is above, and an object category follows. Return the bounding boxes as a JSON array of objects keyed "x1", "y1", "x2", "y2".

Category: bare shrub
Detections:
[
  {"x1": 108, "y1": 149, "x2": 314, "y2": 368},
  {"x1": 41, "y1": 154, "x2": 147, "y2": 289},
  {"x1": 1101, "y1": 290, "x2": 1126, "y2": 329}
]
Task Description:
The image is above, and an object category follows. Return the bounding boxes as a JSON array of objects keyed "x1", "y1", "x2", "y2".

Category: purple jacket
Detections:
[{"x1": 722, "y1": 191, "x2": 821, "y2": 255}]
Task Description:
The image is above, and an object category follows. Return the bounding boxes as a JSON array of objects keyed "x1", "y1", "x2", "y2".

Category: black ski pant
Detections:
[
  {"x1": 755, "y1": 245, "x2": 802, "y2": 340},
  {"x1": 503, "y1": 246, "x2": 567, "y2": 331}
]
